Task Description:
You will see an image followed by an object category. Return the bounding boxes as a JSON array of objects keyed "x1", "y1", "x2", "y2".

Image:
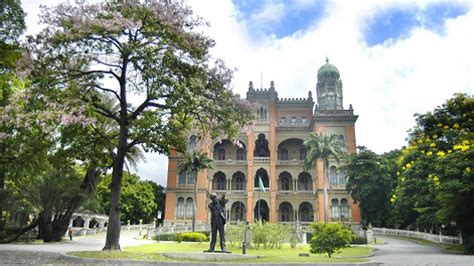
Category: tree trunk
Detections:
[
  {"x1": 103, "y1": 54, "x2": 129, "y2": 250},
  {"x1": 323, "y1": 160, "x2": 330, "y2": 223},
  {"x1": 103, "y1": 127, "x2": 128, "y2": 250},
  {"x1": 192, "y1": 174, "x2": 197, "y2": 232},
  {"x1": 0, "y1": 170, "x2": 5, "y2": 230}
]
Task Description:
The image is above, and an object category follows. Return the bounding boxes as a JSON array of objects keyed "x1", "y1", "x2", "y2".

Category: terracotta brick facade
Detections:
[{"x1": 164, "y1": 61, "x2": 361, "y2": 226}]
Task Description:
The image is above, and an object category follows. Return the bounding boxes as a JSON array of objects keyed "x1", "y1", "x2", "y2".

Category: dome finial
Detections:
[{"x1": 325, "y1": 56, "x2": 329, "y2": 64}]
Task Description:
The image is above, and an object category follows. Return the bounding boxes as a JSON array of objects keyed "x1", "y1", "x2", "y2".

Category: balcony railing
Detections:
[
  {"x1": 254, "y1": 157, "x2": 270, "y2": 163},
  {"x1": 214, "y1": 159, "x2": 247, "y2": 165},
  {"x1": 277, "y1": 159, "x2": 304, "y2": 165}
]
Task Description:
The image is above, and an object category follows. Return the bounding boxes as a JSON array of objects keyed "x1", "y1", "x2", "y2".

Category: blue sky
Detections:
[
  {"x1": 232, "y1": 0, "x2": 327, "y2": 39},
  {"x1": 22, "y1": 0, "x2": 474, "y2": 185},
  {"x1": 232, "y1": 1, "x2": 470, "y2": 46},
  {"x1": 364, "y1": 3, "x2": 469, "y2": 46}
]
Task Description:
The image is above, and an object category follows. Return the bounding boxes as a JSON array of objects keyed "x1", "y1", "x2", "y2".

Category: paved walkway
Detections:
[
  {"x1": 0, "y1": 230, "x2": 154, "y2": 264},
  {"x1": 372, "y1": 236, "x2": 474, "y2": 265}
]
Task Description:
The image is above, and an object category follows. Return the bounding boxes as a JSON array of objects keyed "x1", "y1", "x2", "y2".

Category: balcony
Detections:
[
  {"x1": 254, "y1": 157, "x2": 270, "y2": 163},
  {"x1": 276, "y1": 159, "x2": 304, "y2": 165},
  {"x1": 214, "y1": 159, "x2": 247, "y2": 165}
]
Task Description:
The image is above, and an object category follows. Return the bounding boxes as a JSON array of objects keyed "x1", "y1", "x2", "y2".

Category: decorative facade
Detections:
[{"x1": 164, "y1": 60, "x2": 361, "y2": 225}]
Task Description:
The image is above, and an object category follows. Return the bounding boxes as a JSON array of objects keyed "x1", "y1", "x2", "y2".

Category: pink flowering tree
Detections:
[
  {"x1": 29, "y1": 0, "x2": 253, "y2": 250},
  {"x1": 0, "y1": 80, "x2": 108, "y2": 242}
]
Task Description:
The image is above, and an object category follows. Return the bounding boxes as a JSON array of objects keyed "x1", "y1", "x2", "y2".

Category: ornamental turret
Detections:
[{"x1": 316, "y1": 57, "x2": 343, "y2": 110}]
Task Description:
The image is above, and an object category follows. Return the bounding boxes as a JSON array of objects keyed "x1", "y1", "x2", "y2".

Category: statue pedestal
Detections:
[
  {"x1": 203, "y1": 250, "x2": 232, "y2": 254},
  {"x1": 160, "y1": 252, "x2": 258, "y2": 261}
]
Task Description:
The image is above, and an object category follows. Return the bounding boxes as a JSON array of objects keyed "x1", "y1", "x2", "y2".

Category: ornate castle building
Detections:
[{"x1": 164, "y1": 59, "x2": 361, "y2": 225}]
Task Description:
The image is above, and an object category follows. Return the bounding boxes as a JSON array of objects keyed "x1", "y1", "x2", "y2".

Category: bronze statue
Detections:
[{"x1": 206, "y1": 192, "x2": 229, "y2": 253}]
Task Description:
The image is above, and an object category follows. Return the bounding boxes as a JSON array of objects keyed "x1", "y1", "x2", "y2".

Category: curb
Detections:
[{"x1": 60, "y1": 253, "x2": 381, "y2": 265}]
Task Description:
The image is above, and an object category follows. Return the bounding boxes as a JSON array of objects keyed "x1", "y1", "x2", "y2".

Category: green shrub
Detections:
[
  {"x1": 252, "y1": 221, "x2": 268, "y2": 249},
  {"x1": 285, "y1": 224, "x2": 300, "y2": 248},
  {"x1": 175, "y1": 232, "x2": 208, "y2": 243},
  {"x1": 152, "y1": 233, "x2": 177, "y2": 241},
  {"x1": 226, "y1": 222, "x2": 248, "y2": 247},
  {"x1": 309, "y1": 222, "x2": 355, "y2": 257},
  {"x1": 351, "y1": 236, "x2": 368, "y2": 244}
]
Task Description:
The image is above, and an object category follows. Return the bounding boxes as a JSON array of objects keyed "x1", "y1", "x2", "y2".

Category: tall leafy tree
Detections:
[
  {"x1": 303, "y1": 133, "x2": 346, "y2": 222},
  {"x1": 394, "y1": 93, "x2": 473, "y2": 253},
  {"x1": 97, "y1": 173, "x2": 157, "y2": 224},
  {"x1": 0, "y1": 0, "x2": 26, "y2": 229},
  {"x1": 179, "y1": 151, "x2": 214, "y2": 232},
  {"x1": 29, "y1": 0, "x2": 253, "y2": 249},
  {"x1": 147, "y1": 181, "x2": 166, "y2": 224},
  {"x1": 342, "y1": 147, "x2": 399, "y2": 227}
]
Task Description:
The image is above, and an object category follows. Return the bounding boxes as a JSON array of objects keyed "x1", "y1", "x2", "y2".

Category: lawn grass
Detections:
[{"x1": 69, "y1": 241, "x2": 372, "y2": 263}]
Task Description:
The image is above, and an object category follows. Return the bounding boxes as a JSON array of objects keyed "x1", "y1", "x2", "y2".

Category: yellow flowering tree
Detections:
[{"x1": 393, "y1": 93, "x2": 473, "y2": 254}]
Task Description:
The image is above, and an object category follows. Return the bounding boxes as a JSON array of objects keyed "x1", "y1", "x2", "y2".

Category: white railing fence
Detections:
[{"x1": 373, "y1": 227, "x2": 462, "y2": 245}]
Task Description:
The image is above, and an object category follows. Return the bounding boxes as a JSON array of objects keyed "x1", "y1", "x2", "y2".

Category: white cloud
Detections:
[
  {"x1": 251, "y1": 1, "x2": 286, "y2": 24},
  {"x1": 189, "y1": 0, "x2": 473, "y2": 157},
  {"x1": 22, "y1": 0, "x2": 474, "y2": 185}
]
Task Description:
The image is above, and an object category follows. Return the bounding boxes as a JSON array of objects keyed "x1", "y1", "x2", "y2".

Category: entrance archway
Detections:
[
  {"x1": 254, "y1": 200, "x2": 269, "y2": 222},
  {"x1": 231, "y1": 201, "x2": 246, "y2": 221},
  {"x1": 279, "y1": 202, "x2": 294, "y2": 221}
]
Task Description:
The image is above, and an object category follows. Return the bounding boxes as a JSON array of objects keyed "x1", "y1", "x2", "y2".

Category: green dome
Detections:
[{"x1": 317, "y1": 58, "x2": 340, "y2": 80}]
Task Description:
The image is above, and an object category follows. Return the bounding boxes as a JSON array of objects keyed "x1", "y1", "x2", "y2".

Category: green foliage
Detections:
[
  {"x1": 176, "y1": 232, "x2": 208, "y2": 243},
  {"x1": 309, "y1": 222, "x2": 355, "y2": 258},
  {"x1": 304, "y1": 133, "x2": 346, "y2": 222},
  {"x1": 342, "y1": 147, "x2": 400, "y2": 227},
  {"x1": 249, "y1": 222, "x2": 300, "y2": 249},
  {"x1": 351, "y1": 236, "x2": 368, "y2": 245},
  {"x1": 393, "y1": 93, "x2": 474, "y2": 253},
  {"x1": 0, "y1": 0, "x2": 25, "y2": 104},
  {"x1": 97, "y1": 173, "x2": 157, "y2": 224},
  {"x1": 178, "y1": 151, "x2": 214, "y2": 232},
  {"x1": 225, "y1": 222, "x2": 247, "y2": 247},
  {"x1": 29, "y1": 0, "x2": 254, "y2": 249}
]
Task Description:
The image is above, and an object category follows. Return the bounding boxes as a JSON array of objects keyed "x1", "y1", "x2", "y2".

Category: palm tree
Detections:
[
  {"x1": 303, "y1": 133, "x2": 346, "y2": 223},
  {"x1": 179, "y1": 151, "x2": 214, "y2": 232}
]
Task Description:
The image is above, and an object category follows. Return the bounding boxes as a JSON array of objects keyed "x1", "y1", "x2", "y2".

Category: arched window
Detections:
[
  {"x1": 298, "y1": 173, "x2": 312, "y2": 191},
  {"x1": 279, "y1": 148, "x2": 288, "y2": 160},
  {"x1": 177, "y1": 198, "x2": 185, "y2": 219},
  {"x1": 331, "y1": 199, "x2": 340, "y2": 220},
  {"x1": 232, "y1": 172, "x2": 245, "y2": 190},
  {"x1": 72, "y1": 216, "x2": 84, "y2": 227},
  {"x1": 218, "y1": 148, "x2": 225, "y2": 160},
  {"x1": 254, "y1": 168, "x2": 269, "y2": 189},
  {"x1": 281, "y1": 176, "x2": 290, "y2": 191},
  {"x1": 330, "y1": 166, "x2": 337, "y2": 185},
  {"x1": 185, "y1": 197, "x2": 194, "y2": 218},
  {"x1": 217, "y1": 175, "x2": 226, "y2": 190},
  {"x1": 299, "y1": 148, "x2": 307, "y2": 160},
  {"x1": 213, "y1": 172, "x2": 226, "y2": 190},
  {"x1": 231, "y1": 202, "x2": 245, "y2": 221},
  {"x1": 236, "y1": 176, "x2": 243, "y2": 190},
  {"x1": 340, "y1": 199, "x2": 349, "y2": 221},
  {"x1": 236, "y1": 148, "x2": 245, "y2": 160},
  {"x1": 187, "y1": 171, "x2": 195, "y2": 184},
  {"x1": 280, "y1": 206, "x2": 291, "y2": 221},
  {"x1": 338, "y1": 170, "x2": 347, "y2": 185},
  {"x1": 299, "y1": 202, "x2": 314, "y2": 222},
  {"x1": 178, "y1": 172, "x2": 186, "y2": 184}
]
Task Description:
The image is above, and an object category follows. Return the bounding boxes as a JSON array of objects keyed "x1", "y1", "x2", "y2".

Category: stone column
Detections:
[{"x1": 83, "y1": 217, "x2": 91, "y2": 229}]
